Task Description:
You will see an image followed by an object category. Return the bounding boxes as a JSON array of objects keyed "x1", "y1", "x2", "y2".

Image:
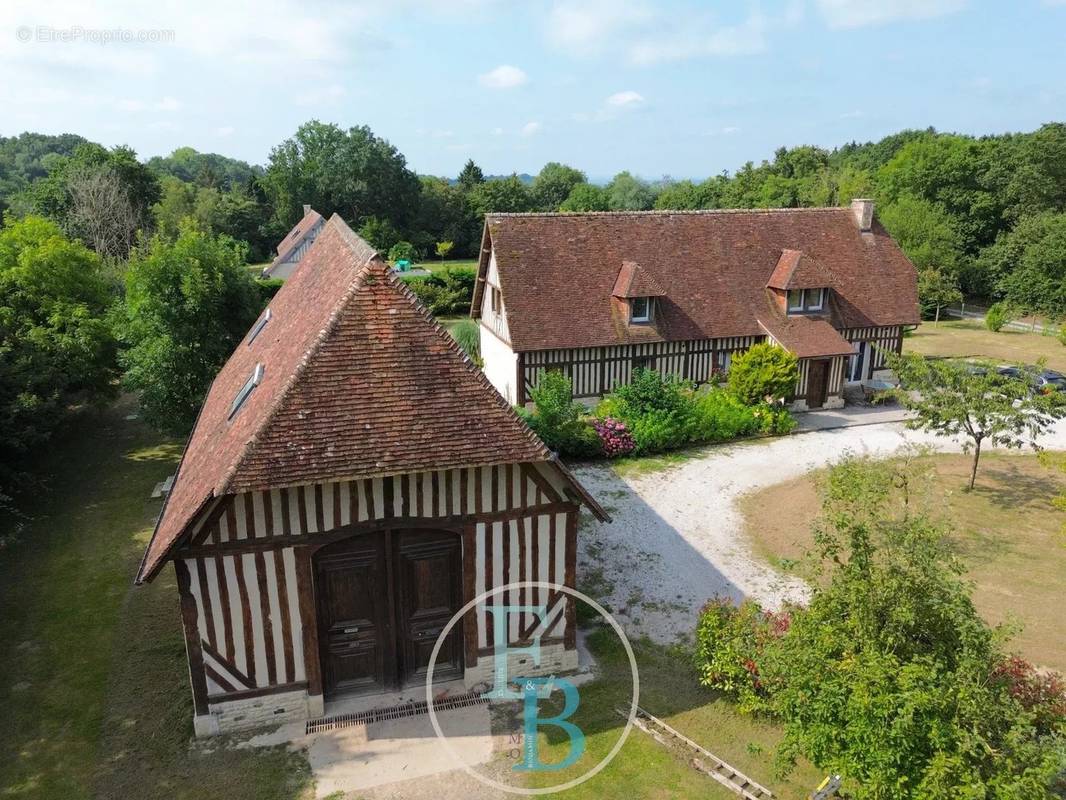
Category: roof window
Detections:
[
  {"x1": 229, "y1": 363, "x2": 264, "y2": 419},
  {"x1": 248, "y1": 308, "x2": 271, "y2": 344}
]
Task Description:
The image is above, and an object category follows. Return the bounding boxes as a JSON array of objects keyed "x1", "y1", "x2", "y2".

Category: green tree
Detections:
[
  {"x1": 532, "y1": 162, "x2": 586, "y2": 210},
  {"x1": 0, "y1": 216, "x2": 117, "y2": 511},
  {"x1": 917, "y1": 268, "x2": 963, "y2": 326},
  {"x1": 560, "y1": 182, "x2": 609, "y2": 212},
  {"x1": 435, "y1": 240, "x2": 454, "y2": 262},
  {"x1": 470, "y1": 175, "x2": 534, "y2": 214},
  {"x1": 889, "y1": 354, "x2": 1066, "y2": 489},
  {"x1": 387, "y1": 240, "x2": 417, "y2": 263},
  {"x1": 754, "y1": 455, "x2": 1066, "y2": 800},
  {"x1": 878, "y1": 194, "x2": 966, "y2": 276},
  {"x1": 357, "y1": 216, "x2": 400, "y2": 253},
  {"x1": 606, "y1": 171, "x2": 655, "y2": 210},
  {"x1": 985, "y1": 213, "x2": 1066, "y2": 318},
  {"x1": 146, "y1": 146, "x2": 261, "y2": 189},
  {"x1": 654, "y1": 180, "x2": 702, "y2": 210},
  {"x1": 456, "y1": 159, "x2": 485, "y2": 190},
  {"x1": 116, "y1": 223, "x2": 262, "y2": 434},
  {"x1": 726, "y1": 343, "x2": 799, "y2": 405},
  {"x1": 263, "y1": 120, "x2": 420, "y2": 232},
  {"x1": 414, "y1": 176, "x2": 480, "y2": 257}
]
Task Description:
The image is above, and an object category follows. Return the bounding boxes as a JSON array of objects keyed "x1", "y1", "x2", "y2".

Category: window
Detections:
[
  {"x1": 490, "y1": 286, "x2": 502, "y2": 314},
  {"x1": 787, "y1": 288, "x2": 828, "y2": 314},
  {"x1": 630, "y1": 296, "x2": 651, "y2": 323},
  {"x1": 247, "y1": 308, "x2": 271, "y2": 345},
  {"x1": 229, "y1": 363, "x2": 264, "y2": 419}
]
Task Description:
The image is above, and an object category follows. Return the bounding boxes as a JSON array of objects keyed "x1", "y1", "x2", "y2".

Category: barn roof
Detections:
[
  {"x1": 137, "y1": 215, "x2": 605, "y2": 583},
  {"x1": 263, "y1": 207, "x2": 323, "y2": 277},
  {"x1": 475, "y1": 207, "x2": 919, "y2": 352}
]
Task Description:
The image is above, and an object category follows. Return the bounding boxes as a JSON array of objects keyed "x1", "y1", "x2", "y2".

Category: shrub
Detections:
[
  {"x1": 255, "y1": 277, "x2": 284, "y2": 303},
  {"x1": 612, "y1": 367, "x2": 691, "y2": 415},
  {"x1": 727, "y1": 344, "x2": 799, "y2": 405},
  {"x1": 388, "y1": 240, "x2": 417, "y2": 263},
  {"x1": 525, "y1": 372, "x2": 600, "y2": 458},
  {"x1": 694, "y1": 597, "x2": 790, "y2": 713},
  {"x1": 688, "y1": 388, "x2": 761, "y2": 441},
  {"x1": 592, "y1": 418, "x2": 635, "y2": 458},
  {"x1": 402, "y1": 267, "x2": 476, "y2": 316},
  {"x1": 449, "y1": 319, "x2": 480, "y2": 364},
  {"x1": 985, "y1": 301, "x2": 1012, "y2": 332},
  {"x1": 1059, "y1": 325, "x2": 1066, "y2": 347}
]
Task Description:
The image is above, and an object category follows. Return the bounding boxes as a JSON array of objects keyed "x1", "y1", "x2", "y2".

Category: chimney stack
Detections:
[
  {"x1": 303, "y1": 204, "x2": 311, "y2": 216},
  {"x1": 851, "y1": 198, "x2": 874, "y2": 232}
]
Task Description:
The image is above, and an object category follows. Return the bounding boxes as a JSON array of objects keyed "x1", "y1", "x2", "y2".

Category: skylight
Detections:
[
  {"x1": 248, "y1": 308, "x2": 271, "y2": 345},
  {"x1": 229, "y1": 363, "x2": 264, "y2": 420}
]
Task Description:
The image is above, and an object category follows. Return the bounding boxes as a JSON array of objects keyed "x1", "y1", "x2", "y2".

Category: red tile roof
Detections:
[
  {"x1": 137, "y1": 215, "x2": 604, "y2": 583},
  {"x1": 766, "y1": 249, "x2": 836, "y2": 290},
  {"x1": 612, "y1": 261, "x2": 668, "y2": 298},
  {"x1": 264, "y1": 207, "x2": 324, "y2": 276},
  {"x1": 478, "y1": 208, "x2": 919, "y2": 352},
  {"x1": 758, "y1": 315, "x2": 855, "y2": 359}
]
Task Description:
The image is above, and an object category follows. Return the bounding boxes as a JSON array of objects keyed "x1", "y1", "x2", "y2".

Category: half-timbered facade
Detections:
[
  {"x1": 472, "y1": 200, "x2": 919, "y2": 411},
  {"x1": 138, "y1": 215, "x2": 607, "y2": 737}
]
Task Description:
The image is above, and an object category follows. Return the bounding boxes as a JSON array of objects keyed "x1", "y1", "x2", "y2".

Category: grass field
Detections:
[
  {"x1": 739, "y1": 452, "x2": 1066, "y2": 673},
  {"x1": 904, "y1": 320, "x2": 1066, "y2": 372},
  {"x1": 526, "y1": 629, "x2": 823, "y2": 799},
  {"x1": 0, "y1": 398, "x2": 311, "y2": 800},
  {"x1": 414, "y1": 257, "x2": 478, "y2": 274}
]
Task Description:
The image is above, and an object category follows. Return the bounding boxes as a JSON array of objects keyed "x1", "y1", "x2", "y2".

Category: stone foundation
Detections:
[
  {"x1": 193, "y1": 689, "x2": 323, "y2": 737},
  {"x1": 791, "y1": 394, "x2": 845, "y2": 412},
  {"x1": 463, "y1": 641, "x2": 579, "y2": 688}
]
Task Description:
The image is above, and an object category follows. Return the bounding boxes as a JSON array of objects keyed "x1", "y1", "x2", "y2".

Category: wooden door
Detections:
[
  {"x1": 314, "y1": 528, "x2": 464, "y2": 698},
  {"x1": 315, "y1": 535, "x2": 392, "y2": 698},
  {"x1": 395, "y1": 530, "x2": 464, "y2": 687},
  {"x1": 807, "y1": 359, "x2": 829, "y2": 409}
]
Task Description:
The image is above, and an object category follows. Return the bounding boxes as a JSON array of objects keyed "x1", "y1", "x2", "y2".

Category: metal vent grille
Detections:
[{"x1": 305, "y1": 690, "x2": 488, "y2": 735}]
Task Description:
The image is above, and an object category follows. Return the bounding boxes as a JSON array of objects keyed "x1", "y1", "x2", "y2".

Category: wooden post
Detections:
[
  {"x1": 295, "y1": 548, "x2": 323, "y2": 700},
  {"x1": 175, "y1": 560, "x2": 210, "y2": 717}
]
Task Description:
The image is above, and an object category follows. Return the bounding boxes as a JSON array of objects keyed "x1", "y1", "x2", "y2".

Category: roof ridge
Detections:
[
  {"x1": 487, "y1": 207, "x2": 850, "y2": 218},
  {"x1": 218, "y1": 216, "x2": 383, "y2": 495}
]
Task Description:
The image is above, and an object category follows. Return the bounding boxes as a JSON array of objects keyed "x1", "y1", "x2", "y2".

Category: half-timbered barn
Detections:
[
  {"x1": 137, "y1": 214, "x2": 608, "y2": 737},
  {"x1": 473, "y1": 200, "x2": 919, "y2": 411}
]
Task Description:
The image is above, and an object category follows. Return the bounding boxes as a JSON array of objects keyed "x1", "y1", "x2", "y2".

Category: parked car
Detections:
[{"x1": 996, "y1": 365, "x2": 1066, "y2": 393}]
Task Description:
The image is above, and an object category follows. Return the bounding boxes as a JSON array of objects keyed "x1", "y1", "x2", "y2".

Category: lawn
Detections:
[
  {"x1": 738, "y1": 452, "x2": 1066, "y2": 673},
  {"x1": 0, "y1": 397, "x2": 311, "y2": 800},
  {"x1": 414, "y1": 257, "x2": 478, "y2": 274},
  {"x1": 524, "y1": 629, "x2": 823, "y2": 798},
  {"x1": 904, "y1": 320, "x2": 1066, "y2": 372}
]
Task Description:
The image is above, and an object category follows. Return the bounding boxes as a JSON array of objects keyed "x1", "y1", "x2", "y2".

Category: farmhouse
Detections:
[
  {"x1": 136, "y1": 215, "x2": 607, "y2": 737},
  {"x1": 261, "y1": 204, "x2": 324, "y2": 279},
  {"x1": 472, "y1": 200, "x2": 920, "y2": 410}
]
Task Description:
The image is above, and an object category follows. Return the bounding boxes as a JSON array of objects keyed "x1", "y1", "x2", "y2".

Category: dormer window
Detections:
[
  {"x1": 787, "y1": 288, "x2": 827, "y2": 314},
  {"x1": 630, "y1": 296, "x2": 652, "y2": 323}
]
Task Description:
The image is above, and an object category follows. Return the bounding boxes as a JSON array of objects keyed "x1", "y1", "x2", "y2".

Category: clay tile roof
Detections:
[
  {"x1": 612, "y1": 261, "x2": 668, "y2": 298},
  {"x1": 264, "y1": 207, "x2": 324, "y2": 275},
  {"x1": 136, "y1": 215, "x2": 604, "y2": 583},
  {"x1": 758, "y1": 315, "x2": 855, "y2": 359},
  {"x1": 480, "y1": 208, "x2": 919, "y2": 352},
  {"x1": 766, "y1": 249, "x2": 835, "y2": 291}
]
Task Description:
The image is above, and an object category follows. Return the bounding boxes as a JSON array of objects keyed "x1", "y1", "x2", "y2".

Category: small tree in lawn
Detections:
[
  {"x1": 889, "y1": 353, "x2": 1066, "y2": 489},
  {"x1": 917, "y1": 267, "x2": 963, "y2": 327},
  {"x1": 435, "y1": 240, "x2": 454, "y2": 263},
  {"x1": 727, "y1": 343, "x2": 799, "y2": 406}
]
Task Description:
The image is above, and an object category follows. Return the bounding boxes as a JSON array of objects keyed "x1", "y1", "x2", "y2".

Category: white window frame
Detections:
[
  {"x1": 787, "y1": 287, "x2": 827, "y2": 314},
  {"x1": 787, "y1": 289, "x2": 804, "y2": 312},
  {"x1": 229, "y1": 363, "x2": 264, "y2": 419},
  {"x1": 630, "y1": 296, "x2": 651, "y2": 323},
  {"x1": 806, "y1": 288, "x2": 825, "y2": 311},
  {"x1": 248, "y1": 307, "x2": 272, "y2": 345}
]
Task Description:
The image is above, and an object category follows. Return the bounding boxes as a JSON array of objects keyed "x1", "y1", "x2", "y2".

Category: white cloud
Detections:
[
  {"x1": 839, "y1": 110, "x2": 864, "y2": 119},
  {"x1": 815, "y1": 0, "x2": 966, "y2": 28},
  {"x1": 704, "y1": 126, "x2": 741, "y2": 136},
  {"x1": 544, "y1": 0, "x2": 801, "y2": 65},
  {"x1": 478, "y1": 64, "x2": 528, "y2": 89},
  {"x1": 215, "y1": 126, "x2": 235, "y2": 137},
  {"x1": 606, "y1": 90, "x2": 645, "y2": 107},
  {"x1": 520, "y1": 121, "x2": 542, "y2": 137}
]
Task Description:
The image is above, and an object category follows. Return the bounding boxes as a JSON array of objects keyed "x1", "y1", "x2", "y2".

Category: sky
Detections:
[{"x1": 1, "y1": 0, "x2": 1064, "y2": 181}]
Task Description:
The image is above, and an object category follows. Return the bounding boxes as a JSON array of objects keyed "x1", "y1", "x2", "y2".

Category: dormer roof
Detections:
[
  {"x1": 612, "y1": 260, "x2": 668, "y2": 298},
  {"x1": 767, "y1": 249, "x2": 835, "y2": 291}
]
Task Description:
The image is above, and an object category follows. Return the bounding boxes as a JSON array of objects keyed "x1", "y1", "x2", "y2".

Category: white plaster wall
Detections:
[{"x1": 480, "y1": 326, "x2": 518, "y2": 404}]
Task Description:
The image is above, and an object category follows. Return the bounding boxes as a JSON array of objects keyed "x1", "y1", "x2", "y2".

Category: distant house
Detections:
[
  {"x1": 137, "y1": 215, "x2": 607, "y2": 737},
  {"x1": 472, "y1": 200, "x2": 919, "y2": 411},
  {"x1": 261, "y1": 205, "x2": 325, "y2": 279}
]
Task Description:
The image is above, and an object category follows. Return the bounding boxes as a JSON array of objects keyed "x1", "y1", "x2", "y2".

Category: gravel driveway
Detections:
[{"x1": 572, "y1": 418, "x2": 1066, "y2": 645}]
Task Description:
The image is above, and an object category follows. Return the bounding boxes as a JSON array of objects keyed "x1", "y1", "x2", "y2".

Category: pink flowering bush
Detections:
[{"x1": 592, "y1": 417, "x2": 636, "y2": 458}]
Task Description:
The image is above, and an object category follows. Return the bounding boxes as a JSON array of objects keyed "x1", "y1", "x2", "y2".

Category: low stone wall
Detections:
[
  {"x1": 194, "y1": 688, "x2": 323, "y2": 737},
  {"x1": 463, "y1": 641, "x2": 579, "y2": 688}
]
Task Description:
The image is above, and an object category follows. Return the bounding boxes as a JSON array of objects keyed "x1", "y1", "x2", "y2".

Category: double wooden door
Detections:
[
  {"x1": 314, "y1": 529, "x2": 464, "y2": 698},
  {"x1": 807, "y1": 359, "x2": 829, "y2": 408}
]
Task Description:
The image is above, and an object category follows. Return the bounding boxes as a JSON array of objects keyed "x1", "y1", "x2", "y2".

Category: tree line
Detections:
[{"x1": 2, "y1": 120, "x2": 1065, "y2": 537}]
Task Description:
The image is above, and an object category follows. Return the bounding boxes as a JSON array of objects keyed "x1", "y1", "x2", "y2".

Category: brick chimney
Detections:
[
  {"x1": 303, "y1": 204, "x2": 311, "y2": 216},
  {"x1": 850, "y1": 198, "x2": 874, "y2": 232}
]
